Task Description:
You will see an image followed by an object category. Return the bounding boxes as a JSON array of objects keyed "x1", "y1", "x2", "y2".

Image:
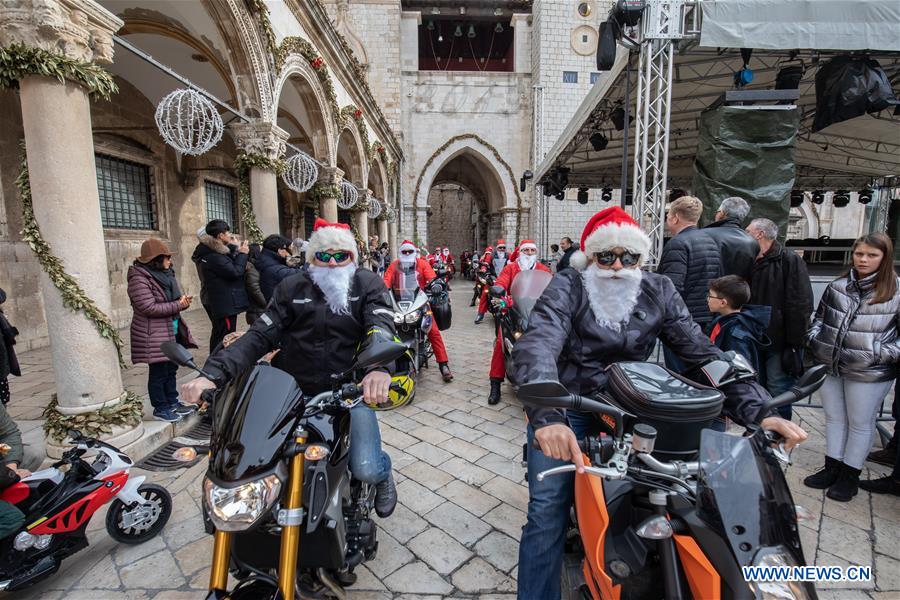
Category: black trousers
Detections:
[{"x1": 209, "y1": 314, "x2": 238, "y2": 354}]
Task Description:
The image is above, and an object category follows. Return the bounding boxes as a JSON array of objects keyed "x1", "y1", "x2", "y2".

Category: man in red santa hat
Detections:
[
  {"x1": 470, "y1": 245, "x2": 493, "y2": 307},
  {"x1": 510, "y1": 207, "x2": 808, "y2": 599},
  {"x1": 181, "y1": 218, "x2": 400, "y2": 517},
  {"x1": 474, "y1": 239, "x2": 509, "y2": 324},
  {"x1": 383, "y1": 240, "x2": 454, "y2": 382},
  {"x1": 485, "y1": 240, "x2": 551, "y2": 405}
]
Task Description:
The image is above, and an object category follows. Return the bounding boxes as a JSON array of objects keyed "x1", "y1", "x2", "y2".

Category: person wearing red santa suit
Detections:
[
  {"x1": 486, "y1": 240, "x2": 551, "y2": 405},
  {"x1": 475, "y1": 240, "x2": 509, "y2": 324},
  {"x1": 470, "y1": 246, "x2": 494, "y2": 307},
  {"x1": 441, "y1": 247, "x2": 455, "y2": 273},
  {"x1": 383, "y1": 240, "x2": 454, "y2": 382}
]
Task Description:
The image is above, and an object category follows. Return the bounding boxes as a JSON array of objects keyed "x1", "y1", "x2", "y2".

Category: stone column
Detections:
[
  {"x1": 317, "y1": 167, "x2": 343, "y2": 222},
  {"x1": 1, "y1": 0, "x2": 140, "y2": 455},
  {"x1": 231, "y1": 121, "x2": 289, "y2": 236},
  {"x1": 388, "y1": 218, "x2": 398, "y2": 260},
  {"x1": 352, "y1": 200, "x2": 369, "y2": 267},
  {"x1": 377, "y1": 219, "x2": 389, "y2": 250}
]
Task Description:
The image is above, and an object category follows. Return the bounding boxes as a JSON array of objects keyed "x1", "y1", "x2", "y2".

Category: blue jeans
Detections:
[
  {"x1": 760, "y1": 348, "x2": 797, "y2": 419},
  {"x1": 518, "y1": 411, "x2": 598, "y2": 600},
  {"x1": 349, "y1": 405, "x2": 392, "y2": 485},
  {"x1": 147, "y1": 361, "x2": 179, "y2": 412}
]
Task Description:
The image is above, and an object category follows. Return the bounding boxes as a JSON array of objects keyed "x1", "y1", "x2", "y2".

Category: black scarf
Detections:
[{"x1": 137, "y1": 261, "x2": 181, "y2": 301}]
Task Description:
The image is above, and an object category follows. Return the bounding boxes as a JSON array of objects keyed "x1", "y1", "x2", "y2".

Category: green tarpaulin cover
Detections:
[{"x1": 693, "y1": 106, "x2": 800, "y2": 237}]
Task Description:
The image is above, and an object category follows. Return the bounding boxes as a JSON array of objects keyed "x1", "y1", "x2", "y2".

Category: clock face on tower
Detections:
[
  {"x1": 578, "y1": 2, "x2": 594, "y2": 18},
  {"x1": 571, "y1": 25, "x2": 599, "y2": 56}
]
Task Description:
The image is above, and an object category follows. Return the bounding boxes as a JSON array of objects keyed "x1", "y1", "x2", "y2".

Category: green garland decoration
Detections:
[
  {"x1": 275, "y1": 37, "x2": 342, "y2": 129},
  {"x1": 340, "y1": 105, "x2": 371, "y2": 165},
  {"x1": 348, "y1": 219, "x2": 369, "y2": 263},
  {"x1": 411, "y1": 134, "x2": 524, "y2": 242},
  {"x1": 0, "y1": 44, "x2": 118, "y2": 100},
  {"x1": 16, "y1": 145, "x2": 127, "y2": 369},
  {"x1": 234, "y1": 151, "x2": 285, "y2": 245},
  {"x1": 308, "y1": 182, "x2": 342, "y2": 203},
  {"x1": 43, "y1": 391, "x2": 144, "y2": 442},
  {"x1": 244, "y1": 0, "x2": 279, "y2": 65}
]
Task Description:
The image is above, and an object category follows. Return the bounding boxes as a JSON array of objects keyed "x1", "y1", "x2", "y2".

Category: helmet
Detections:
[{"x1": 368, "y1": 373, "x2": 415, "y2": 410}]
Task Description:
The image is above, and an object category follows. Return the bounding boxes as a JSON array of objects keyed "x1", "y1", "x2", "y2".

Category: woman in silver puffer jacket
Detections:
[{"x1": 804, "y1": 232, "x2": 899, "y2": 502}]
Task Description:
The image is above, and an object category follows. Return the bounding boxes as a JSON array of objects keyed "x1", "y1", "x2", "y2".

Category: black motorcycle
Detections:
[{"x1": 161, "y1": 339, "x2": 408, "y2": 600}]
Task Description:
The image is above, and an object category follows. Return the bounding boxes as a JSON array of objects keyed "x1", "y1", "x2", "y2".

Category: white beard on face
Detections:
[
  {"x1": 308, "y1": 263, "x2": 357, "y2": 315},
  {"x1": 399, "y1": 254, "x2": 416, "y2": 267},
  {"x1": 517, "y1": 254, "x2": 537, "y2": 270},
  {"x1": 581, "y1": 264, "x2": 643, "y2": 331}
]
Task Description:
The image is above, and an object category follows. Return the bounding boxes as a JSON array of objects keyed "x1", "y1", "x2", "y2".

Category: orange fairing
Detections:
[
  {"x1": 574, "y1": 454, "x2": 621, "y2": 600},
  {"x1": 674, "y1": 535, "x2": 721, "y2": 600}
]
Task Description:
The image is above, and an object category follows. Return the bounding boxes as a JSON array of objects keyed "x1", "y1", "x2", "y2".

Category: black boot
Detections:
[
  {"x1": 469, "y1": 298, "x2": 476, "y2": 307},
  {"x1": 474, "y1": 313, "x2": 484, "y2": 324},
  {"x1": 439, "y1": 362, "x2": 453, "y2": 383},
  {"x1": 860, "y1": 474, "x2": 900, "y2": 497},
  {"x1": 826, "y1": 464, "x2": 861, "y2": 502},
  {"x1": 488, "y1": 378, "x2": 502, "y2": 405},
  {"x1": 803, "y1": 455, "x2": 842, "y2": 489},
  {"x1": 867, "y1": 442, "x2": 897, "y2": 467}
]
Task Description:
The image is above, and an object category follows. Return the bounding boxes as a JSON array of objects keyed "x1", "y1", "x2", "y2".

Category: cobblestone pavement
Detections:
[{"x1": 5, "y1": 287, "x2": 898, "y2": 599}]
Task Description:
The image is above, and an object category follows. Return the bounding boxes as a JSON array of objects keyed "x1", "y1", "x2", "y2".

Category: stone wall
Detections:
[{"x1": 426, "y1": 185, "x2": 480, "y2": 253}]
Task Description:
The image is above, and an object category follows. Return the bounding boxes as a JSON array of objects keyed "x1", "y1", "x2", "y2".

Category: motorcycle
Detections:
[
  {"x1": 0, "y1": 430, "x2": 172, "y2": 592},
  {"x1": 161, "y1": 338, "x2": 408, "y2": 600},
  {"x1": 472, "y1": 264, "x2": 495, "y2": 308},
  {"x1": 519, "y1": 361, "x2": 828, "y2": 600},
  {"x1": 388, "y1": 268, "x2": 436, "y2": 371},
  {"x1": 488, "y1": 269, "x2": 553, "y2": 386}
]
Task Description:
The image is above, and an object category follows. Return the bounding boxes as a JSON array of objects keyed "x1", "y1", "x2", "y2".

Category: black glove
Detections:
[{"x1": 781, "y1": 346, "x2": 804, "y2": 378}]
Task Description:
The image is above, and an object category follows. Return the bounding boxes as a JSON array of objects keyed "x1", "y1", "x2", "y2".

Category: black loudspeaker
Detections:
[{"x1": 597, "y1": 21, "x2": 617, "y2": 71}]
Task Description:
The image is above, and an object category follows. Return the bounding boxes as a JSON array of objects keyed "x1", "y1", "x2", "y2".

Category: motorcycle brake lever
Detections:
[
  {"x1": 772, "y1": 442, "x2": 792, "y2": 466},
  {"x1": 536, "y1": 464, "x2": 625, "y2": 482}
]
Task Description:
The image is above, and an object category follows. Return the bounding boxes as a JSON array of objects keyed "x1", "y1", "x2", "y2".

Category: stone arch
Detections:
[
  {"x1": 272, "y1": 54, "x2": 337, "y2": 165},
  {"x1": 790, "y1": 201, "x2": 820, "y2": 239},
  {"x1": 336, "y1": 122, "x2": 368, "y2": 186},
  {"x1": 413, "y1": 134, "x2": 521, "y2": 240},
  {"x1": 218, "y1": 0, "x2": 274, "y2": 121},
  {"x1": 369, "y1": 152, "x2": 391, "y2": 202}
]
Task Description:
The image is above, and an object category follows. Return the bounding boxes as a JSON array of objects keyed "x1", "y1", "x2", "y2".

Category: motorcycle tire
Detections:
[{"x1": 105, "y1": 483, "x2": 172, "y2": 545}]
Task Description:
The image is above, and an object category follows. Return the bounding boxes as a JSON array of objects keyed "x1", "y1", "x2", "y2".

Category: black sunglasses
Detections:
[
  {"x1": 595, "y1": 250, "x2": 641, "y2": 267},
  {"x1": 314, "y1": 251, "x2": 352, "y2": 264},
  {"x1": 401, "y1": 249, "x2": 416, "y2": 255}
]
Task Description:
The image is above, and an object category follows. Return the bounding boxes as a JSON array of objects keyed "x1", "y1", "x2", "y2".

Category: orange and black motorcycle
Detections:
[{"x1": 519, "y1": 361, "x2": 827, "y2": 600}]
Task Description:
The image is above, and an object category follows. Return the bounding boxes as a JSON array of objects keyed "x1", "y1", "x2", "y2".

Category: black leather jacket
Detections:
[
  {"x1": 203, "y1": 267, "x2": 397, "y2": 394},
  {"x1": 511, "y1": 269, "x2": 770, "y2": 428},
  {"x1": 703, "y1": 217, "x2": 759, "y2": 281}
]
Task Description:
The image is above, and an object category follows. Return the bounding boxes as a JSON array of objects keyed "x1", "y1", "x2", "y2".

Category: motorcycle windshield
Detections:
[
  {"x1": 510, "y1": 270, "x2": 553, "y2": 321},
  {"x1": 209, "y1": 364, "x2": 303, "y2": 482},
  {"x1": 391, "y1": 268, "x2": 421, "y2": 303},
  {"x1": 696, "y1": 429, "x2": 801, "y2": 566}
]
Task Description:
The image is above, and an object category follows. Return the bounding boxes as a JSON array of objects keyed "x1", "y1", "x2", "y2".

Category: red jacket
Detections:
[
  {"x1": 383, "y1": 257, "x2": 437, "y2": 290},
  {"x1": 495, "y1": 260, "x2": 552, "y2": 305}
]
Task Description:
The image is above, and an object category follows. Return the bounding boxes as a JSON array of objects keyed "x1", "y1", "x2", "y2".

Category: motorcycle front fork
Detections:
[{"x1": 207, "y1": 430, "x2": 309, "y2": 600}]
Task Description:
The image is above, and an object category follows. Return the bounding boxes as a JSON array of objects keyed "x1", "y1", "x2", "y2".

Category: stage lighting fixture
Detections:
[
  {"x1": 624, "y1": 190, "x2": 633, "y2": 206},
  {"x1": 610, "y1": 107, "x2": 625, "y2": 131},
  {"x1": 601, "y1": 187, "x2": 613, "y2": 202},
  {"x1": 775, "y1": 65, "x2": 804, "y2": 90},
  {"x1": 427, "y1": 20, "x2": 434, "y2": 31},
  {"x1": 454, "y1": 24, "x2": 462, "y2": 37},
  {"x1": 550, "y1": 167, "x2": 570, "y2": 191},
  {"x1": 790, "y1": 189, "x2": 805, "y2": 207},
  {"x1": 832, "y1": 190, "x2": 850, "y2": 207},
  {"x1": 811, "y1": 190, "x2": 825, "y2": 204},
  {"x1": 577, "y1": 188, "x2": 589, "y2": 204},
  {"x1": 589, "y1": 132, "x2": 608, "y2": 151},
  {"x1": 858, "y1": 188, "x2": 874, "y2": 204},
  {"x1": 613, "y1": 0, "x2": 646, "y2": 26},
  {"x1": 555, "y1": 190, "x2": 566, "y2": 201},
  {"x1": 467, "y1": 24, "x2": 476, "y2": 38}
]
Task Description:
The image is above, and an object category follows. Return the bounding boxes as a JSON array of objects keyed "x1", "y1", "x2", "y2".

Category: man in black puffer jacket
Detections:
[
  {"x1": 658, "y1": 196, "x2": 722, "y2": 372},
  {"x1": 256, "y1": 234, "x2": 300, "y2": 302},
  {"x1": 191, "y1": 219, "x2": 250, "y2": 352},
  {"x1": 703, "y1": 196, "x2": 759, "y2": 280}
]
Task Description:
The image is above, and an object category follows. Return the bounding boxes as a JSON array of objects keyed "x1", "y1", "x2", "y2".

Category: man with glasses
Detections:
[
  {"x1": 182, "y1": 218, "x2": 399, "y2": 518},
  {"x1": 383, "y1": 240, "x2": 454, "y2": 382},
  {"x1": 486, "y1": 240, "x2": 551, "y2": 405},
  {"x1": 475, "y1": 240, "x2": 509, "y2": 324},
  {"x1": 510, "y1": 207, "x2": 807, "y2": 600}
]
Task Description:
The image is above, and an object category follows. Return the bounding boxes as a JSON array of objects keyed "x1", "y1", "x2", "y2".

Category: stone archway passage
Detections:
[{"x1": 413, "y1": 134, "x2": 524, "y2": 242}]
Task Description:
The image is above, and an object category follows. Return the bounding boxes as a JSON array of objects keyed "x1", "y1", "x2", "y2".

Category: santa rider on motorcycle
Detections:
[
  {"x1": 383, "y1": 240, "x2": 454, "y2": 383},
  {"x1": 474, "y1": 240, "x2": 509, "y2": 324},
  {"x1": 181, "y1": 218, "x2": 399, "y2": 518},
  {"x1": 486, "y1": 240, "x2": 551, "y2": 405},
  {"x1": 510, "y1": 207, "x2": 808, "y2": 600}
]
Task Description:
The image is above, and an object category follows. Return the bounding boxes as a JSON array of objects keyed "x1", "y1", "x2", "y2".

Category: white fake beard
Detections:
[
  {"x1": 399, "y1": 254, "x2": 416, "y2": 267},
  {"x1": 496, "y1": 251, "x2": 506, "y2": 259},
  {"x1": 308, "y1": 263, "x2": 356, "y2": 315},
  {"x1": 517, "y1": 254, "x2": 537, "y2": 270},
  {"x1": 581, "y1": 264, "x2": 643, "y2": 331}
]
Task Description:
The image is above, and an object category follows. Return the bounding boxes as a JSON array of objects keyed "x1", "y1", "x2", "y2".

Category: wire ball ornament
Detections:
[
  {"x1": 383, "y1": 204, "x2": 396, "y2": 222},
  {"x1": 154, "y1": 89, "x2": 224, "y2": 156},
  {"x1": 367, "y1": 197, "x2": 382, "y2": 219},
  {"x1": 338, "y1": 181, "x2": 359, "y2": 209},
  {"x1": 283, "y1": 153, "x2": 318, "y2": 192}
]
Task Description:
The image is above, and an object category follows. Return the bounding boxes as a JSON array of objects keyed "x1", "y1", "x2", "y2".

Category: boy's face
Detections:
[{"x1": 707, "y1": 289, "x2": 728, "y2": 314}]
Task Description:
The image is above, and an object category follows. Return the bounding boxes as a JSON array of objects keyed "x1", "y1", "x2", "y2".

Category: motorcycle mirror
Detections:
[
  {"x1": 517, "y1": 380, "x2": 575, "y2": 410},
  {"x1": 356, "y1": 340, "x2": 408, "y2": 370},
  {"x1": 760, "y1": 364, "x2": 828, "y2": 418},
  {"x1": 160, "y1": 341, "x2": 196, "y2": 368},
  {"x1": 797, "y1": 364, "x2": 827, "y2": 390}
]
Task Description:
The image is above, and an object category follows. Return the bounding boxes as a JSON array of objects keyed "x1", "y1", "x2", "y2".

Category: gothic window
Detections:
[
  {"x1": 304, "y1": 206, "x2": 316, "y2": 238},
  {"x1": 95, "y1": 154, "x2": 157, "y2": 230}
]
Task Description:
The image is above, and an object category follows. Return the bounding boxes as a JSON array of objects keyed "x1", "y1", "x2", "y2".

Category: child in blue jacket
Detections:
[{"x1": 707, "y1": 275, "x2": 771, "y2": 372}]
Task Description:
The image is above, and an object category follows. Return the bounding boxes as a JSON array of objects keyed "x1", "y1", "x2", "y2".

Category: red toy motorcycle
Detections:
[{"x1": 0, "y1": 429, "x2": 171, "y2": 591}]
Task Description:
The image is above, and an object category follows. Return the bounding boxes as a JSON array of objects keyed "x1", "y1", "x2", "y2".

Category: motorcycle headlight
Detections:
[
  {"x1": 393, "y1": 313, "x2": 403, "y2": 324},
  {"x1": 749, "y1": 546, "x2": 812, "y2": 600},
  {"x1": 513, "y1": 331, "x2": 523, "y2": 340},
  {"x1": 405, "y1": 310, "x2": 420, "y2": 324},
  {"x1": 203, "y1": 474, "x2": 282, "y2": 532}
]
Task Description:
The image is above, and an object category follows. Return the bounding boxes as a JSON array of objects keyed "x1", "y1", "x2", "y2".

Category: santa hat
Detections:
[
  {"x1": 495, "y1": 239, "x2": 507, "y2": 248},
  {"x1": 570, "y1": 207, "x2": 650, "y2": 271},
  {"x1": 509, "y1": 246, "x2": 519, "y2": 263},
  {"x1": 307, "y1": 218, "x2": 357, "y2": 263},
  {"x1": 518, "y1": 239, "x2": 537, "y2": 252},
  {"x1": 399, "y1": 240, "x2": 417, "y2": 253}
]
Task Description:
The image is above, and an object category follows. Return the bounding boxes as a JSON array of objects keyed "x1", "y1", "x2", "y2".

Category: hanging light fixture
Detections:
[
  {"x1": 811, "y1": 190, "x2": 825, "y2": 204},
  {"x1": 858, "y1": 188, "x2": 874, "y2": 204},
  {"x1": 790, "y1": 189, "x2": 805, "y2": 207},
  {"x1": 495, "y1": 22, "x2": 504, "y2": 33},
  {"x1": 437, "y1": 23, "x2": 443, "y2": 42},
  {"x1": 467, "y1": 24, "x2": 476, "y2": 38},
  {"x1": 427, "y1": 20, "x2": 434, "y2": 30},
  {"x1": 577, "y1": 188, "x2": 589, "y2": 205},
  {"x1": 832, "y1": 190, "x2": 851, "y2": 207},
  {"x1": 454, "y1": 24, "x2": 463, "y2": 37}
]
